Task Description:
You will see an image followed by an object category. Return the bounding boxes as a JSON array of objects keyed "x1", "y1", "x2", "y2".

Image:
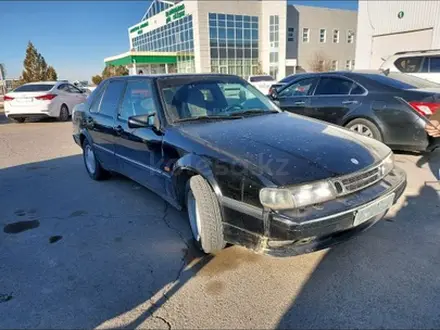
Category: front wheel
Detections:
[
  {"x1": 186, "y1": 175, "x2": 226, "y2": 254},
  {"x1": 345, "y1": 118, "x2": 382, "y2": 141},
  {"x1": 82, "y1": 139, "x2": 110, "y2": 180}
]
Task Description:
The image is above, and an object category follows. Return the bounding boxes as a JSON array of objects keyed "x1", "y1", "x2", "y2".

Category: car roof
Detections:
[{"x1": 23, "y1": 81, "x2": 59, "y2": 85}]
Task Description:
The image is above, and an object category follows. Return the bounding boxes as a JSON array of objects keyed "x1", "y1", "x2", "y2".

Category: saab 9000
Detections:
[{"x1": 73, "y1": 74, "x2": 406, "y2": 256}]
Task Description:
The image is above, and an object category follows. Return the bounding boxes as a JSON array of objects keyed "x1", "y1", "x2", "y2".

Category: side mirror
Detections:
[
  {"x1": 269, "y1": 89, "x2": 278, "y2": 100},
  {"x1": 128, "y1": 113, "x2": 156, "y2": 129}
]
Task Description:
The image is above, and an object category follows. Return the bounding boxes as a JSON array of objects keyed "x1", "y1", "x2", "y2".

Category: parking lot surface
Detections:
[{"x1": 1, "y1": 117, "x2": 440, "y2": 329}]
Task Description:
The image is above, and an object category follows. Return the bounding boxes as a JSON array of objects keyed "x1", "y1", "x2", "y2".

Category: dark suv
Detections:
[{"x1": 73, "y1": 74, "x2": 406, "y2": 256}]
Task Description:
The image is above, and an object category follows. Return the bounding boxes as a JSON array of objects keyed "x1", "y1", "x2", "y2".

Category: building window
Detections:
[
  {"x1": 331, "y1": 60, "x2": 338, "y2": 71},
  {"x1": 319, "y1": 29, "x2": 326, "y2": 43},
  {"x1": 131, "y1": 14, "x2": 194, "y2": 73},
  {"x1": 209, "y1": 13, "x2": 259, "y2": 77},
  {"x1": 288, "y1": 27, "x2": 295, "y2": 42},
  {"x1": 302, "y1": 28, "x2": 310, "y2": 43},
  {"x1": 333, "y1": 29, "x2": 339, "y2": 43},
  {"x1": 347, "y1": 30, "x2": 354, "y2": 44},
  {"x1": 269, "y1": 15, "x2": 279, "y2": 79},
  {"x1": 345, "y1": 60, "x2": 351, "y2": 70}
]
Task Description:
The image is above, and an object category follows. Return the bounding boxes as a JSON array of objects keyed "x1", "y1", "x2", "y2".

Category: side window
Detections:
[
  {"x1": 57, "y1": 84, "x2": 68, "y2": 91},
  {"x1": 98, "y1": 80, "x2": 126, "y2": 117},
  {"x1": 119, "y1": 80, "x2": 157, "y2": 121},
  {"x1": 314, "y1": 77, "x2": 352, "y2": 96},
  {"x1": 350, "y1": 83, "x2": 366, "y2": 95},
  {"x1": 394, "y1": 56, "x2": 423, "y2": 73},
  {"x1": 89, "y1": 83, "x2": 107, "y2": 113},
  {"x1": 67, "y1": 84, "x2": 82, "y2": 93},
  {"x1": 279, "y1": 78, "x2": 317, "y2": 97},
  {"x1": 429, "y1": 57, "x2": 440, "y2": 73}
]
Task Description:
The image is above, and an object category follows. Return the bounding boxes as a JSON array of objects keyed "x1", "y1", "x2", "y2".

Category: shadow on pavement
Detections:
[
  {"x1": 0, "y1": 155, "x2": 210, "y2": 328},
  {"x1": 277, "y1": 182, "x2": 440, "y2": 328}
]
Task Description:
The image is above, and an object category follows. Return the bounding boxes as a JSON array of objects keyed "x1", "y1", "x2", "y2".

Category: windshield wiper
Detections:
[
  {"x1": 175, "y1": 115, "x2": 242, "y2": 123},
  {"x1": 229, "y1": 109, "x2": 279, "y2": 117}
]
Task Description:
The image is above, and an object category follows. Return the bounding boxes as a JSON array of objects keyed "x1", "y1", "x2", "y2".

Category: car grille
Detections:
[{"x1": 333, "y1": 163, "x2": 383, "y2": 195}]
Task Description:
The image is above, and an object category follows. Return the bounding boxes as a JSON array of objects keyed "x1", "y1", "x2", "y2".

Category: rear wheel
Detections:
[
  {"x1": 186, "y1": 175, "x2": 226, "y2": 254},
  {"x1": 82, "y1": 139, "x2": 110, "y2": 180},
  {"x1": 58, "y1": 104, "x2": 69, "y2": 122},
  {"x1": 345, "y1": 118, "x2": 382, "y2": 141}
]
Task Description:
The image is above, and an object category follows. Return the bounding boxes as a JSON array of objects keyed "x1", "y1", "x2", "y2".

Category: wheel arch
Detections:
[
  {"x1": 342, "y1": 115, "x2": 385, "y2": 141},
  {"x1": 171, "y1": 153, "x2": 222, "y2": 207},
  {"x1": 79, "y1": 129, "x2": 93, "y2": 149}
]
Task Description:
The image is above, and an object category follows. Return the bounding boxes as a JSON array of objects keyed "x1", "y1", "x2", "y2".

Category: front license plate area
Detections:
[{"x1": 353, "y1": 193, "x2": 395, "y2": 227}]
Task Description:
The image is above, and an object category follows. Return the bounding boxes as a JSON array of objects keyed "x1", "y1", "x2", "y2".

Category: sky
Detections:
[{"x1": 0, "y1": 0, "x2": 358, "y2": 81}]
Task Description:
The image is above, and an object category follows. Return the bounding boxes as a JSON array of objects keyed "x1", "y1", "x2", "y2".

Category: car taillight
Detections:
[
  {"x1": 3, "y1": 95, "x2": 14, "y2": 101},
  {"x1": 35, "y1": 94, "x2": 57, "y2": 101},
  {"x1": 409, "y1": 101, "x2": 440, "y2": 116}
]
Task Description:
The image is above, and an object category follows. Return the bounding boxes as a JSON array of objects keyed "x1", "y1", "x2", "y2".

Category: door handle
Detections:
[
  {"x1": 342, "y1": 100, "x2": 359, "y2": 105},
  {"x1": 294, "y1": 101, "x2": 306, "y2": 105},
  {"x1": 85, "y1": 117, "x2": 94, "y2": 127},
  {"x1": 114, "y1": 125, "x2": 123, "y2": 135}
]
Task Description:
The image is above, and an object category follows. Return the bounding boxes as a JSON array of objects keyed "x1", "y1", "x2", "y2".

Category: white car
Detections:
[
  {"x1": 247, "y1": 75, "x2": 277, "y2": 95},
  {"x1": 3, "y1": 81, "x2": 88, "y2": 123},
  {"x1": 380, "y1": 49, "x2": 440, "y2": 84}
]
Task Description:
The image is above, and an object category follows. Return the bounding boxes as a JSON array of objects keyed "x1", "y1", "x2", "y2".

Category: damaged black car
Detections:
[{"x1": 73, "y1": 74, "x2": 406, "y2": 256}]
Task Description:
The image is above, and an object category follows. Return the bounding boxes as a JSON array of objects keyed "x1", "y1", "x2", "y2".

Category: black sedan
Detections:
[
  {"x1": 73, "y1": 74, "x2": 406, "y2": 256},
  {"x1": 270, "y1": 71, "x2": 440, "y2": 152}
]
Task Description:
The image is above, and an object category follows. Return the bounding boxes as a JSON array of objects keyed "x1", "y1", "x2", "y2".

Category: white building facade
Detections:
[
  {"x1": 105, "y1": 0, "x2": 356, "y2": 80},
  {"x1": 355, "y1": 0, "x2": 440, "y2": 70}
]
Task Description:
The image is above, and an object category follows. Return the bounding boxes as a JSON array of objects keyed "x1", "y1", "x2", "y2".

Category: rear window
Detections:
[
  {"x1": 249, "y1": 75, "x2": 274, "y2": 82},
  {"x1": 363, "y1": 73, "x2": 440, "y2": 90},
  {"x1": 394, "y1": 56, "x2": 423, "y2": 73},
  {"x1": 279, "y1": 75, "x2": 298, "y2": 84},
  {"x1": 14, "y1": 84, "x2": 54, "y2": 92}
]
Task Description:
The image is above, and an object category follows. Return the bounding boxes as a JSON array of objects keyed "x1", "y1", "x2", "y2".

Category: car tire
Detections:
[
  {"x1": 345, "y1": 118, "x2": 383, "y2": 142},
  {"x1": 82, "y1": 139, "x2": 110, "y2": 180},
  {"x1": 11, "y1": 117, "x2": 26, "y2": 123},
  {"x1": 58, "y1": 104, "x2": 70, "y2": 122},
  {"x1": 186, "y1": 175, "x2": 226, "y2": 254}
]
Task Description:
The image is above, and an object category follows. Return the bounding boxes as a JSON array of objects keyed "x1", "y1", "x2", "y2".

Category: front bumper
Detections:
[{"x1": 222, "y1": 167, "x2": 407, "y2": 257}]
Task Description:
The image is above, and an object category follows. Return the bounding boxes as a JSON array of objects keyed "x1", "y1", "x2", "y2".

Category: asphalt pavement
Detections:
[{"x1": 0, "y1": 119, "x2": 440, "y2": 329}]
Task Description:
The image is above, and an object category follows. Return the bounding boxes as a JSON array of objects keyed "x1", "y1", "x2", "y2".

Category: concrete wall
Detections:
[
  {"x1": 355, "y1": 1, "x2": 440, "y2": 69},
  {"x1": 293, "y1": 5, "x2": 357, "y2": 72}
]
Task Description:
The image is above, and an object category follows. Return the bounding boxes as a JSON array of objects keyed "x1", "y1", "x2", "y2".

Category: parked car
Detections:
[
  {"x1": 268, "y1": 73, "x2": 307, "y2": 96},
  {"x1": 247, "y1": 75, "x2": 277, "y2": 94},
  {"x1": 3, "y1": 81, "x2": 88, "y2": 123},
  {"x1": 73, "y1": 74, "x2": 406, "y2": 256},
  {"x1": 380, "y1": 49, "x2": 440, "y2": 84},
  {"x1": 269, "y1": 70, "x2": 440, "y2": 152}
]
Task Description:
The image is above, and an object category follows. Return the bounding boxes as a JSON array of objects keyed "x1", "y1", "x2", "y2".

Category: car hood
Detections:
[{"x1": 179, "y1": 112, "x2": 391, "y2": 186}]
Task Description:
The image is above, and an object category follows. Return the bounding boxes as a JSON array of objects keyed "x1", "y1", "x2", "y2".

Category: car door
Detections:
[
  {"x1": 113, "y1": 78, "x2": 166, "y2": 195},
  {"x1": 276, "y1": 77, "x2": 318, "y2": 115},
  {"x1": 309, "y1": 76, "x2": 364, "y2": 124},
  {"x1": 84, "y1": 80, "x2": 126, "y2": 172},
  {"x1": 56, "y1": 83, "x2": 73, "y2": 109}
]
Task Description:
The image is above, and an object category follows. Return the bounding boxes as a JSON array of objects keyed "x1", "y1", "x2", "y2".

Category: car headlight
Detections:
[
  {"x1": 381, "y1": 153, "x2": 394, "y2": 177},
  {"x1": 260, "y1": 180, "x2": 337, "y2": 210}
]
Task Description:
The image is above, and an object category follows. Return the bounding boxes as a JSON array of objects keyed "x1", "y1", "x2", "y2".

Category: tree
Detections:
[
  {"x1": 308, "y1": 51, "x2": 332, "y2": 72},
  {"x1": 46, "y1": 66, "x2": 58, "y2": 81},
  {"x1": 91, "y1": 75, "x2": 103, "y2": 85},
  {"x1": 102, "y1": 65, "x2": 129, "y2": 79},
  {"x1": 0, "y1": 63, "x2": 6, "y2": 94},
  {"x1": 21, "y1": 41, "x2": 58, "y2": 83}
]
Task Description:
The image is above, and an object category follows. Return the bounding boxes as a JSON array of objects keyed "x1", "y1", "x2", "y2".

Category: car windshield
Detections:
[
  {"x1": 14, "y1": 84, "x2": 54, "y2": 92},
  {"x1": 249, "y1": 75, "x2": 274, "y2": 82},
  {"x1": 364, "y1": 72, "x2": 440, "y2": 89},
  {"x1": 158, "y1": 77, "x2": 280, "y2": 122}
]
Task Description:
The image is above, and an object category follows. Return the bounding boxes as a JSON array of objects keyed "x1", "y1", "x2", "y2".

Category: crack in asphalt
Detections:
[{"x1": 153, "y1": 315, "x2": 172, "y2": 330}]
